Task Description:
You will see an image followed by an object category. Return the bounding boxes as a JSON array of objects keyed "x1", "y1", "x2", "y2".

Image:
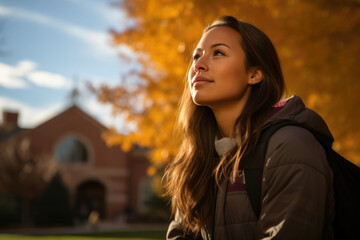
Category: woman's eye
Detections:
[
  {"x1": 214, "y1": 50, "x2": 224, "y2": 56},
  {"x1": 193, "y1": 54, "x2": 200, "y2": 61}
]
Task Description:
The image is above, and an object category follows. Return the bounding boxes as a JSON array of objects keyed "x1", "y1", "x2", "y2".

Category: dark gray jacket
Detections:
[{"x1": 167, "y1": 96, "x2": 334, "y2": 240}]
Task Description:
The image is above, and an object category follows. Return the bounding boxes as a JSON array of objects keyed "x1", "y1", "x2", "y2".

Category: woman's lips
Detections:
[{"x1": 192, "y1": 76, "x2": 214, "y2": 87}]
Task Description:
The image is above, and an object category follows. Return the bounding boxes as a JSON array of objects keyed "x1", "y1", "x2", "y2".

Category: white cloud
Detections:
[
  {"x1": 0, "y1": 61, "x2": 28, "y2": 89},
  {"x1": 0, "y1": 96, "x2": 65, "y2": 128},
  {"x1": 0, "y1": 60, "x2": 71, "y2": 89},
  {"x1": 17, "y1": 60, "x2": 37, "y2": 75},
  {"x1": 0, "y1": 5, "x2": 10, "y2": 15},
  {"x1": 0, "y1": 4, "x2": 134, "y2": 59},
  {"x1": 27, "y1": 71, "x2": 71, "y2": 89},
  {"x1": 0, "y1": 5, "x2": 55, "y2": 25}
]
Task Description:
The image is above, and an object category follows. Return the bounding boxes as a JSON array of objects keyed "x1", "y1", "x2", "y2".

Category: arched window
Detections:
[{"x1": 54, "y1": 136, "x2": 89, "y2": 163}]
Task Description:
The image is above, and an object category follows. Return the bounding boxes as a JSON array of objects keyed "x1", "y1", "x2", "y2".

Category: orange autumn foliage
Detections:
[{"x1": 93, "y1": 0, "x2": 360, "y2": 170}]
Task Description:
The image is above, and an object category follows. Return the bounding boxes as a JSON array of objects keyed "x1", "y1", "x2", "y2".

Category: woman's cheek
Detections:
[
  {"x1": 188, "y1": 69, "x2": 195, "y2": 85},
  {"x1": 189, "y1": 69, "x2": 194, "y2": 78}
]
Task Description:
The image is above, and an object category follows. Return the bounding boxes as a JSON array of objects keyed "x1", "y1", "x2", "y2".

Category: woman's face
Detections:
[{"x1": 188, "y1": 26, "x2": 253, "y2": 108}]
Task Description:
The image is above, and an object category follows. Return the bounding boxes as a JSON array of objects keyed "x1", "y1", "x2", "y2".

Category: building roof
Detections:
[
  {"x1": 30, "y1": 104, "x2": 108, "y2": 133},
  {"x1": 0, "y1": 104, "x2": 107, "y2": 142},
  {"x1": 0, "y1": 125, "x2": 28, "y2": 142}
]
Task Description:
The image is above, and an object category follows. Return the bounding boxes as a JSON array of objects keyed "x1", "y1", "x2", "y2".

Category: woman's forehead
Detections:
[{"x1": 196, "y1": 26, "x2": 241, "y2": 50}]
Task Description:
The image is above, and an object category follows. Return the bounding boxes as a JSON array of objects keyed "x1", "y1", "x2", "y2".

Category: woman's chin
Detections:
[{"x1": 192, "y1": 97, "x2": 213, "y2": 107}]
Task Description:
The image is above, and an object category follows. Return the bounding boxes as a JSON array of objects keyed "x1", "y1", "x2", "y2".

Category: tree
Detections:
[
  {"x1": 34, "y1": 173, "x2": 73, "y2": 226},
  {"x1": 92, "y1": 0, "x2": 360, "y2": 170},
  {"x1": 0, "y1": 137, "x2": 56, "y2": 225},
  {"x1": 0, "y1": 193, "x2": 21, "y2": 227}
]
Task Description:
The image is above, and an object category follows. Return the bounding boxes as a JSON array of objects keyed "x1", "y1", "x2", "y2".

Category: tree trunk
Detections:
[{"x1": 21, "y1": 199, "x2": 32, "y2": 226}]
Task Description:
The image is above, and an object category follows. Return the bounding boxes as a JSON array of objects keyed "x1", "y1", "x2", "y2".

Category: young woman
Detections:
[{"x1": 164, "y1": 16, "x2": 334, "y2": 239}]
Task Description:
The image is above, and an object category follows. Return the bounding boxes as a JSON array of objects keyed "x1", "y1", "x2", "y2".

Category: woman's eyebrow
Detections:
[
  {"x1": 211, "y1": 43, "x2": 230, "y2": 49},
  {"x1": 194, "y1": 43, "x2": 230, "y2": 52}
]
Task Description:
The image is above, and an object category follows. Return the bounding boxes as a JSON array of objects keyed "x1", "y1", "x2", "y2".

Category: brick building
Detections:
[{"x1": 0, "y1": 105, "x2": 151, "y2": 221}]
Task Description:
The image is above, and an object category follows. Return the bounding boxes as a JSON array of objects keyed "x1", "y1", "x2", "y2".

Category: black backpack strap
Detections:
[{"x1": 243, "y1": 120, "x2": 296, "y2": 219}]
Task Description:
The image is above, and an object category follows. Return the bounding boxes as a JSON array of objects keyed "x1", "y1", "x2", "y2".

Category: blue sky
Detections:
[{"x1": 0, "y1": 0, "x2": 137, "y2": 132}]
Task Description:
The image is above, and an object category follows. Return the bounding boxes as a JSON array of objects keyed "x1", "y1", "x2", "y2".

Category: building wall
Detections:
[
  {"x1": 16, "y1": 106, "x2": 149, "y2": 220},
  {"x1": 128, "y1": 153, "x2": 151, "y2": 214}
]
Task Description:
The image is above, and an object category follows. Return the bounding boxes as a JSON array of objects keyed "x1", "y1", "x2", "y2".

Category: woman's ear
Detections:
[{"x1": 248, "y1": 67, "x2": 264, "y2": 85}]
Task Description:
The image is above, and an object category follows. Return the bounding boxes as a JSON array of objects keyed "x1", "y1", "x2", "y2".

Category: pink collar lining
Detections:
[{"x1": 273, "y1": 96, "x2": 292, "y2": 108}]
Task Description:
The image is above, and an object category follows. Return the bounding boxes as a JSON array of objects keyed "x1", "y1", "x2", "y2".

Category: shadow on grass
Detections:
[
  {"x1": 74, "y1": 231, "x2": 165, "y2": 238},
  {"x1": 24, "y1": 230, "x2": 166, "y2": 239}
]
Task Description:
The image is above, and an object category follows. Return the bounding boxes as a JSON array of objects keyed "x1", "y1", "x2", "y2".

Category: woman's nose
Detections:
[{"x1": 194, "y1": 57, "x2": 208, "y2": 73}]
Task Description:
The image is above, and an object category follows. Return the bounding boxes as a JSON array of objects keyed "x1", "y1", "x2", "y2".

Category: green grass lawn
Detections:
[{"x1": 0, "y1": 230, "x2": 167, "y2": 240}]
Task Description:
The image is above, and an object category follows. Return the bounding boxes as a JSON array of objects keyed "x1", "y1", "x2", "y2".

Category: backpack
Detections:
[{"x1": 242, "y1": 120, "x2": 360, "y2": 240}]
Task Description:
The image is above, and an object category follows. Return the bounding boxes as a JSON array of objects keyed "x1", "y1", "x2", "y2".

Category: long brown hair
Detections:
[{"x1": 163, "y1": 15, "x2": 286, "y2": 235}]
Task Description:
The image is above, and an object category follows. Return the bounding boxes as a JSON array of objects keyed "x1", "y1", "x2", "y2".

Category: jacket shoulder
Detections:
[
  {"x1": 259, "y1": 125, "x2": 334, "y2": 239},
  {"x1": 265, "y1": 125, "x2": 328, "y2": 175}
]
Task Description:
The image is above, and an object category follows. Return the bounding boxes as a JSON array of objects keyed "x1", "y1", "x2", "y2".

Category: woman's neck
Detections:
[
  {"x1": 214, "y1": 111, "x2": 237, "y2": 138},
  {"x1": 211, "y1": 94, "x2": 250, "y2": 138}
]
